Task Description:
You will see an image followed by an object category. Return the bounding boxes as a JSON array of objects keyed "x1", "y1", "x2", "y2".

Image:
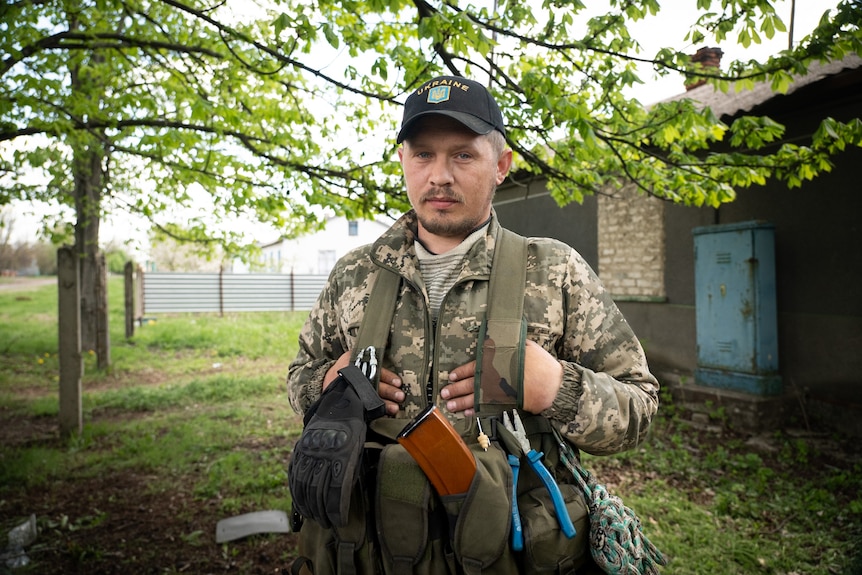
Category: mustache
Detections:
[{"x1": 420, "y1": 187, "x2": 464, "y2": 203}]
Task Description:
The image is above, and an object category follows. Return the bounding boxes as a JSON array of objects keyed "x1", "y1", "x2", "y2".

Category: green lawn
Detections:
[{"x1": 1, "y1": 277, "x2": 860, "y2": 574}]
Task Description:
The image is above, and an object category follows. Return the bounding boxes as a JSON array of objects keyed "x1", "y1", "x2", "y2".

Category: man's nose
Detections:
[{"x1": 429, "y1": 157, "x2": 454, "y2": 187}]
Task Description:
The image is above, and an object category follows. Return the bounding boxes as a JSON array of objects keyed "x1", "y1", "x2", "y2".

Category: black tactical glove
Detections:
[{"x1": 288, "y1": 364, "x2": 385, "y2": 528}]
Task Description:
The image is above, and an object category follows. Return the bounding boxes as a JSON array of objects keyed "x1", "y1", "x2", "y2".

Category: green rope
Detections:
[{"x1": 554, "y1": 429, "x2": 668, "y2": 575}]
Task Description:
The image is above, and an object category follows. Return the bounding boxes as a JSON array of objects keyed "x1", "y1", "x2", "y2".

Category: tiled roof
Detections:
[{"x1": 658, "y1": 53, "x2": 862, "y2": 118}]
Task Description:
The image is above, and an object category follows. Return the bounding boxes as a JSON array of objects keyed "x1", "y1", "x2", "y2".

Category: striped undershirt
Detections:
[{"x1": 414, "y1": 224, "x2": 488, "y2": 321}]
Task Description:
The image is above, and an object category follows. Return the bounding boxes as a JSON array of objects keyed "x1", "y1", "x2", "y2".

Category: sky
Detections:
[
  {"x1": 3, "y1": 0, "x2": 843, "y2": 258},
  {"x1": 623, "y1": 0, "x2": 840, "y2": 104}
]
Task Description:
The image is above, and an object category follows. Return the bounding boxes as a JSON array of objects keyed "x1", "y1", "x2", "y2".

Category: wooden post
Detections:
[
  {"x1": 95, "y1": 252, "x2": 110, "y2": 369},
  {"x1": 124, "y1": 261, "x2": 135, "y2": 339},
  {"x1": 57, "y1": 246, "x2": 83, "y2": 436}
]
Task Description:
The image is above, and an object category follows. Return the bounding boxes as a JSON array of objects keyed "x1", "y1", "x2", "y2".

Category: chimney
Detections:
[{"x1": 685, "y1": 47, "x2": 723, "y2": 91}]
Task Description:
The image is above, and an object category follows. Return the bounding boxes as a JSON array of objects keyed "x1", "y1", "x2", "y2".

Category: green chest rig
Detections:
[
  {"x1": 352, "y1": 226, "x2": 530, "y2": 430},
  {"x1": 352, "y1": 226, "x2": 570, "y2": 517},
  {"x1": 293, "y1": 227, "x2": 592, "y2": 575}
]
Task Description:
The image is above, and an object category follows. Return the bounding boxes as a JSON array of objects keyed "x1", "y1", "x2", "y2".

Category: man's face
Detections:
[{"x1": 398, "y1": 116, "x2": 512, "y2": 252}]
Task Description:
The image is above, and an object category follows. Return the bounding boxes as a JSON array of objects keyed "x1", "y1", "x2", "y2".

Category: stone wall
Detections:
[{"x1": 596, "y1": 183, "x2": 666, "y2": 299}]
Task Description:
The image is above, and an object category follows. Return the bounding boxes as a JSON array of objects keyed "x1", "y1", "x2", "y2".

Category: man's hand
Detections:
[
  {"x1": 442, "y1": 340, "x2": 562, "y2": 415},
  {"x1": 323, "y1": 352, "x2": 352, "y2": 390},
  {"x1": 324, "y1": 352, "x2": 404, "y2": 416},
  {"x1": 440, "y1": 362, "x2": 477, "y2": 416},
  {"x1": 522, "y1": 340, "x2": 563, "y2": 413},
  {"x1": 377, "y1": 368, "x2": 404, "y2": 416}
]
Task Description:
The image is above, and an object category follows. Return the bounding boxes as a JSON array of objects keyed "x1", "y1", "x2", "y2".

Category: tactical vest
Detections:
[{"x1": 291, "y1": 228, "x2": 593, "y2": 575}]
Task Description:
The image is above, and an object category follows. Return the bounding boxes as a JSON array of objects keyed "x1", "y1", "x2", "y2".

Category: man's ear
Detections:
[{"x1": 495, "y1": 149, "x2": 513, "y2": 185}]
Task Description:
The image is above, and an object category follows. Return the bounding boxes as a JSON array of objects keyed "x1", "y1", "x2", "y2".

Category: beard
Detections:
[{"x1": 417, "y1": 186, "x2": 493, "y2": 238}]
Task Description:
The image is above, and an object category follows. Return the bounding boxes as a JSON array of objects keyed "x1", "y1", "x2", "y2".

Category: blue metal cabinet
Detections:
[{"x1": 693, "y1": 221, "x2": 782, "y2": 395}]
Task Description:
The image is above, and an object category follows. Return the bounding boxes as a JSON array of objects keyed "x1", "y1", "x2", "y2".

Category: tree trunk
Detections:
[
  {"x1": 68, "y1": 7, "x2": 108, "y2": 357},
  {"x1": 73, "y1": 145, "x2": 103, "y2": 353}
]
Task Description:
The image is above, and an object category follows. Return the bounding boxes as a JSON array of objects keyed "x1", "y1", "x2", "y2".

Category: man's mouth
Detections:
[
  {"x1": 425, "y1": 197, "x2": 458, "y2": 208},
  {"x1": 422, "y1": 190, "x2": 461, "y2": 209}
]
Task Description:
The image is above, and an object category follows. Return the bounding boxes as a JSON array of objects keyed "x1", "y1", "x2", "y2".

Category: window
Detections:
[{"x1": 348, "y1": 221, "x2": 358, "y2": 236}]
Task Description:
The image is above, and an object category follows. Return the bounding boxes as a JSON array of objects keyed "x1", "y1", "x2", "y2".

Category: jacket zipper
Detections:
[{"x1": 427, "y1": 275, "x2": 484, "y2": 409}]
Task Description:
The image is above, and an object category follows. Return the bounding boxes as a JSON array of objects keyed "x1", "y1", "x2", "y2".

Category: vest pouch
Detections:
[
  {"x1": 475, "y1": 318, "x2": 527, "y2": 410},
  {"x1": 519, "y1": 482, "x2": 589, "y2": 573},
  {"x1": 439, "y1": 445, "x2": 515, "y2": 573},
  {"x1": 377, "y1": 443, "x2": 453, "y2": 574},
  {"x1": 295, "y1": 470, "x2": 381, "y2": 575}
]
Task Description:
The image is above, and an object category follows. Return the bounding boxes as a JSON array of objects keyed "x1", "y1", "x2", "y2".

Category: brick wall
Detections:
[{"x1": 597, "y1": 183, "x2": 666, "y2": 299}]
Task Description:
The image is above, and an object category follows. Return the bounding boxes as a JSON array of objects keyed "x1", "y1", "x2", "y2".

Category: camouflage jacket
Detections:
[{"x1": 287, "y1": 210, "x2": 660, "y2": 455}]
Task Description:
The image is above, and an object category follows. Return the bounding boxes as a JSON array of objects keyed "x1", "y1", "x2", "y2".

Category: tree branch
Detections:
[
  {"x1": 1, "y1": 30, "x2": 223, "y2": 77},
  {"x1": 158, "y1": 0, "x2": 399, "y2": 103},
  {"x1": 443, "y1": 1, "x2": 821, "y2": 84}
]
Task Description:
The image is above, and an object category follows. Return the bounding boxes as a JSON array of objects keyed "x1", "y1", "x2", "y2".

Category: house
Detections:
[
  {"x1": 494, "y1": 53, "x2": 862, "y2": 436},
  {"x1": 257, "y1": 215, "x2": 392, "y2": 275}
]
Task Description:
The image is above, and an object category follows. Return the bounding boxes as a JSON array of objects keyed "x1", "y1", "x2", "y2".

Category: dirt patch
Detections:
[
  {"x1": 3, "y1": 411, "x2": 860, "y2": 574},
  {"x1": 3, "y1": 471, "x2": 298, "y2": 574},
  {"x1": 0, "y1": 412, "x2": 60, "y2": 449},
  {"x1": 2, "y1": 422, "x2": 300, "y2": 574}
]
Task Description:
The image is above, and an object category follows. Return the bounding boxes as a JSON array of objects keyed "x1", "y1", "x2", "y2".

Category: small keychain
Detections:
[{"x1": 476, "y1": 418, "x2": 490, "y2": 451}]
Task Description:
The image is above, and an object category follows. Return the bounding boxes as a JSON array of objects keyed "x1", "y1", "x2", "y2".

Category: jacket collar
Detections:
[{"x1": 371, "y1": 209, "x2": 502, "y2": 285}]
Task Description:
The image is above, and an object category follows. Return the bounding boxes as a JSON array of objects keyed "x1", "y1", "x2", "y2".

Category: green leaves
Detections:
[
  {"x1": 728, "y1": 115, "x2": 785, "y2": 148},
  {"x1": 1, "y1": 0, "x2": 860, "y2": 254}
]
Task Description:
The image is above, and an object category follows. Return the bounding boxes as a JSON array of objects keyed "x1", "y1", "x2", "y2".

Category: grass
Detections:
[
  {"x1": 0, "y1": 277, "x2": 306, "y2": 571},
  {"x1": 1, "y1": 277, "x2": 861, "y2": 574},
  {"x1": 581, "y1": 409, "x2": 862, "y2": 574}
]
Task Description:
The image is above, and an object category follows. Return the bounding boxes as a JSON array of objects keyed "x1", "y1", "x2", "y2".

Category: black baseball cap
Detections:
[{"x1": 396, "y1": 76, "x2": 506, "y2": 143}]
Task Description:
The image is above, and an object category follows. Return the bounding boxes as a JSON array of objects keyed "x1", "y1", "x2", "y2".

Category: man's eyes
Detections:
[{"x1": 413, "y1": 151, "x2": 473, "y2": 160}]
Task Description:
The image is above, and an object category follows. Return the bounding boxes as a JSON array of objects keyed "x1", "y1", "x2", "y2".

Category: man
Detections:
[{"x1": 288, "y1": 75, "x2": 660, "y2": 572}]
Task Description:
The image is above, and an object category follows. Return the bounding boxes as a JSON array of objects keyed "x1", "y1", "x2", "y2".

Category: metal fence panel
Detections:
[
  {"x1": 141, "y1": 272, "x2": 327, "y2": 314},
  {"x1": 222, "y1": 274, "x2": 292, "y2": 312},
  {"x1": 291, "y1": 275, "x2": 329, "y2": 310}
]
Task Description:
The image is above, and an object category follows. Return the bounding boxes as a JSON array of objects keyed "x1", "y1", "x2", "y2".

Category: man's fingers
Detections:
[
  {"x1": 383, "y1": 399, "x2": 401, "y2": 416},
  {"x1": 443, "y1": 394, "x2": 475, "y2": 414},
  {"x1": 441, "y1": 377, "x2": 475, "y2": 413},
  {"x1": 379, "y1": 367, "x2": 402, "y2": 387},
  {"x1": 440, "y1": 360, "x2": 478, "y2": 414},
  {"x1": 378, "y1": 381, "x2": 404, "y2": 402},
  {"x1": 448, "y1": 360, "x2": 477, "y2": 382},
  {"x1": 378, "y1": 368, "x2": 404, "y2": 416},
  {"x1": 522, "y1": 339, "x2": 563, "y2": 413}
]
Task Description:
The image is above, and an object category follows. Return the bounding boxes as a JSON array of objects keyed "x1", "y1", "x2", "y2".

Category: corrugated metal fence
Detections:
[{"x1": 141, "y1": 271, "x2": 328, "y2": 314}]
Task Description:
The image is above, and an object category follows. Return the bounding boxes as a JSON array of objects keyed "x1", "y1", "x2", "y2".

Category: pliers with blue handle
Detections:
[
  {"x1": 506, "y1": 452, "x2": 524, "y2": 550},
  {"x1": 503, "y1": 410, "x2": 576, "y2": 551}
]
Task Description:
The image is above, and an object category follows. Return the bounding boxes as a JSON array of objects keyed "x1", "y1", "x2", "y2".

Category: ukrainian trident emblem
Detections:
[{"x1": 427, "y1": 86, "x2": 451, "y2": 104}]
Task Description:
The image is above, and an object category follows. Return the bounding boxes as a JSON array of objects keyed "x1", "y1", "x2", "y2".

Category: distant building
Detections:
[{"x1": 257, "y1": 216, "x2": 392, "y2": 275}]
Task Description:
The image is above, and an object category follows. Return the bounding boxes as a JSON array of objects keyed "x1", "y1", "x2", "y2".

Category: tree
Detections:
[
  {"x1": 1, "y1": 0, "x2": 860, "y2": 354},
  {"x1": 147, "y1": 228, "x2": 227, "y2": 272},
  {"x1": 0, "y1": 206, "x2": 15, "y2": 272},
  {"x1": 2, "y1": 0, "x2": 401, "y2": 352}
]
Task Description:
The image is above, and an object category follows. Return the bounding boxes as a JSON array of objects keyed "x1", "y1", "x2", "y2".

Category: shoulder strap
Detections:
[
  {"x1": 351, "y1": 266, "x2": 400, "y2": 384},
  {"x1": 488, "y1": 228, "x2": 529, "y2": 325},
  {"x1": 474, "y1": 228, "x2": 529, "y2": 415},
  {"x1": 354, "y1": 228, "x2": 529, "y2": 413}
]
